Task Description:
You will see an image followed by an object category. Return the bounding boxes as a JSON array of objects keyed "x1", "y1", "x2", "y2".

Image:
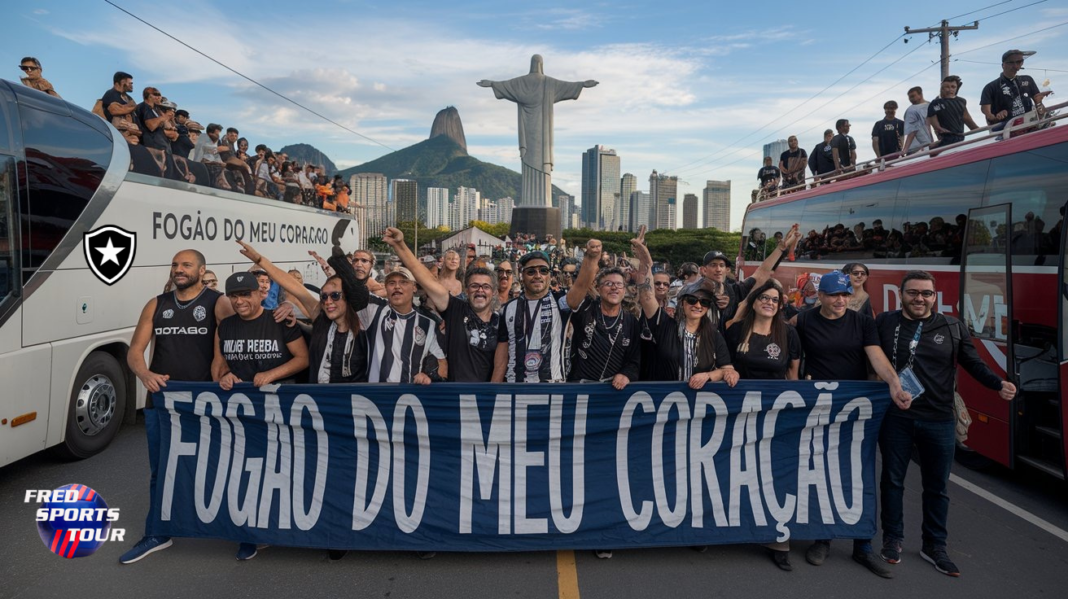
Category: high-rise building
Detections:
[
  {"x1": 557, "y1": 194, "x2": 573, "y2": 227},
  {"x1": 703, "y1": 180, "x2": 731, "y2": 231},
  {"x1": 392, "y1": 179, "x2": 418, "y2": 226},
  {"x1": 763, "y1": 139, "x2": 789, "y2": 161},
  {"x1": 619, "y1": 173, "x2": 637, "y2": 232},
  {"x1": 629, "y1": 191, "x2": 651, "y2": 231},
  {"x1": 498, "y1": 197, "x2": 515, "y2": 224},
  {"x1": 450, "y1": 186, "x2": 480, "y2": 231},
  {"x1": 649, "y1": 170, "x2": 678, "y2": 231},
  {"x1": 581, "y1": 146, "x2": 620, "y2": 230},
  {"x1": 350, "y1": 173, "x2": 388, "y2": 249},
  {"x1": 427, "y1": 187, "x2": 449, "y2": 229},
  {"x1": 683, "y1": 193, "x2": 698, "y2": 229}
]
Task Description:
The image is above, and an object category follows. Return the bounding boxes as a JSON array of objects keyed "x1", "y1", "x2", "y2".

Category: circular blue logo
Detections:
[{"x1": 35, "y1": 484, "x2": 113, "y2": 559}]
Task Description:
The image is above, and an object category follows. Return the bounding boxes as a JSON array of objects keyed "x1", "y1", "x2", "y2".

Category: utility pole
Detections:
[{"x1": 904, "y1": 20, "x2": 979, "y2": 80}]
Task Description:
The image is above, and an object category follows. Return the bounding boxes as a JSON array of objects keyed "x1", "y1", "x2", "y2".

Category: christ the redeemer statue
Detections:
[{"x1": 478, "y1": 55, "x2": 596, "y2": 237}]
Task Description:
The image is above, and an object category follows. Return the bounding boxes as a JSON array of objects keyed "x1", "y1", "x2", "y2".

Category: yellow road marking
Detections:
[{"x1": 556, "y1": 550, "x2": 580, "y2": 599}]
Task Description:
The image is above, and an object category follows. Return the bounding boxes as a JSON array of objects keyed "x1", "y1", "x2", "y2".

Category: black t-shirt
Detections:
[
  {"x1": 218, "y1": 310, "x2": 302, "y2": 382},
  {"x1": 135, "y1": 103, "x2": 169, "y2": 151},
  {"x1": 567, "y1": 297, "x2": 641, "y2": 382},
  {"x1": 758, "y1": 165, "x2": 781, "y2": 186},
  {"x1": 644, "y1": 308, "x2": 730, "y2": 381},
  {"x1": 442, "y1": 295, "x2": 498, "y2": 382},
  {"x1": 725, "y1": 324, "x2": 801, "y2": 380},
  {"x1": 830, "y1": 134, "x2": 856, "y2": 167},
  {"x1": 980, "y1": 74, "x2": 1040, "y2": 121},
  {"x1": 779, "y1": 148, "x2": 807, "y2": 182},
  {"x1": 871, "y1": 118, "x2": 904, "y2": 156},
  {"x1": 795, "y1": 308, "x2": 879, "y2": 381},
  {"x1": 101, "y1": 88, "x2": 130, "y2": 123},
  {"x1": 811, "y1": 142, "x2": 835, "y2": 174},
  {"x1": 928, "y1": 97, "x2": 968, "y2": 136},
  {"x1": 721, "y1": 276, "x2": 757, "y2": 326}
]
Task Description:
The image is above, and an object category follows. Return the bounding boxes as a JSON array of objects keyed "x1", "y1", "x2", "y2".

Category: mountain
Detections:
[
  {"x1": 337, "y1": 107, "x2": 568, "y2": 206},
  {"x1": 279, "y1": 143, "x2": 338, "y2": 176}
]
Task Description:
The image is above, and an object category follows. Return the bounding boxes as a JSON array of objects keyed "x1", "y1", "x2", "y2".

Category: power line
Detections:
[
  {"x1": 942, "y1": 0, "x2": 1013, "y2": 23},
  {"x1": 955, "y1": 58, "x2": 1068, "y2": 73},
  {"x1": 975, "y1": 0, "x2": 1049, "y2": 22},
  {"x1": 954, "y1": 19, "x2": 1068, "y2": 56},
  {"x1": 103, "y1": 0, "x2": 395, "y2": 152}
]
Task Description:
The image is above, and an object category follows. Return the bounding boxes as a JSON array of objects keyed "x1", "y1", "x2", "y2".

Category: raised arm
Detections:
[
  {"x1": 567, "y1": 239, "x2": 601, "y2": 310},
  {"x1": 237, "y1": 240, "x2": 320, "y2": 319},
  {"x1": 629, "y1": 227, "x2": 658, "y2": 319},
  {"x1": 750, "y1": 224, "x2": 800, "y2": 285},
  {"x1": 383, "y1": 227, "x2": 449, "y2": 312}
]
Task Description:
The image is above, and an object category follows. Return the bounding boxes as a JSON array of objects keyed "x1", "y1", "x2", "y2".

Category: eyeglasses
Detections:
[
  {"x1": 19, "y1": 65, "x2": 38, "y2": 72},
  {"x1": 600, "y1": 281, "x2": 626, "y2": 289},
  {"x1": 497, "y1": 269, "x2": 513, "y2": 277},
  {"x1": 903, "y1": 289, "x2": 936, "y2": 298},
  {"x1": 320, "y1": 291, "x2": 343, "y2": 302},
  {"x1": 523, "y1": 266, "x2": 550, "y2": 276},
  {"x1": 755, "y1": 294, "x2": 780, "y2": 304},
  {"x1": 467, "y1": 283, "x2": 493, "y2": 293},
  {"x1": 227, "y1": 291, "x2": 253, "y2": 298},
  {"x1": 151, "y1": 92, "x2": 162, "y2": 97},
  {"x1": 850, "y1": 270, "x2": 868, "y2": 276},
  {"x1": 682, "y1": 296, "x2": 712, "y2": 308},
  {"x1": 654, "y1": 282, "x2": 670, "y2": 287}
]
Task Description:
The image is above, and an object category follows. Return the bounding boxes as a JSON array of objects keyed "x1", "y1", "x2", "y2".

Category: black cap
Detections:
[
  {"x1": 702, "y1": 251, "x2": 733, "y2": 267},
  {"x1": 1001, "y1": 49, "x2": 1035, "y2": 63},
  {"x1": 225, "y1": 272, "x2": 260, "y2": 294},
  {"x1": 175, "y1": 109, "x2": 189, "y2": 118},
  {"x1": 518, "y1": 251, "x2": 550, "y2": 267}
]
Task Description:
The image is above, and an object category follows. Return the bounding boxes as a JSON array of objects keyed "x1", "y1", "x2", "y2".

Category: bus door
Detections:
[
  {"x1": 959, "y1": 204, "x2": 1017, "y2": 469},
  {"x1": 1055, "y1": 208, "x2": 1068, "y2": 480}
]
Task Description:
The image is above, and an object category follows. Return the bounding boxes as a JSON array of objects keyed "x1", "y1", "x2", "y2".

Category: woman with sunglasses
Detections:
[
  {"x1": 630, "y1": 229, "x2": 738, "y2": 388},
  {"x1": 842, "y1": 262, "x2": 874, "y2": 318},
  {"x1": 236, "y1": 240, "x2": 370, "y2": 383},
  {"x1": 18, "y1": 57, "x2": 60, "y2": 98},
  {"x1": 724, "y1": 280, "x2": 801, "y2": 571}
]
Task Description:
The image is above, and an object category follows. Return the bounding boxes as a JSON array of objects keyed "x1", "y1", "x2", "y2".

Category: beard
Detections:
[{"x1": 172, "y1": 273, "x2": 199, "y2": 290}]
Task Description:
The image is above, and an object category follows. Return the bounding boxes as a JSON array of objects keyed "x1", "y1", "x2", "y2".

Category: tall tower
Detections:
[
  {"x1": 426, "y1": 187, "x2": 449, "y2": 229},
  {"x1": 683, "y1": 193, "x2": 698, "y2": 229},
  {"x1": 619, "y1": 173, "x2": 637, "y2": 232},
  {"x1": 703, "y1": 180, "x2": 731, "y2": 231},
  {"x1": 649, "y1": 170, "x2": 678, "y2": 231},
  {"x1": 392, "y1": 179, "x2": 418, "y2": 225},
  {"x1": 581, "y1": 145, "x2": 620, "y2": 231},
  {"x1": 350, "y1": 173, "x2": 388, "y2": 249}
]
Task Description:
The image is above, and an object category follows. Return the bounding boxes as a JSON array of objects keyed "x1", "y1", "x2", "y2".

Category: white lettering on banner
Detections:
[
  {"x1": 226, "y1": 394, "x2": 261, "y2": 527},
  {"x1": 826, "y1": 398, "x2": 871, "y2": 525},
  {"x1": 162, "y1": 391, "x2": 196, "y2": 521},
  {"x1": 351, "y1": 395, "x2": 390, "y2": 530},
  {"x1": 760, "y1": 391, "x2": 802, "y2": 542},
  {"x1": 459, "y1": 394, "x2": 512, "y2": 535},
  {"x1": 690, "y1": 392, "x2": 729, "y2": 528},
  {"x1": 652, "y1": 392, "x2": 690, "y2": 528},
  {"x1": 728, "y1": 392, "x2": 766, "y2": 527},
  {"x1": 617, "y1": 392, "x2": 654, "y2": 531},
  {"x1": 392, "y1": 395, "x2": 430, "y2": 534},
  {"x1": 257, "y1": 394, "x2": 292, "y2": 530},
  {"x1": 514, "y1": 394, "x2": 549, "y2": 534},
  {"x1": 795, "y1": 387, "x2": 835, "y2": 525},
  {"x1": 193, "y1": 392, "x2": 231, "y2": 523},
  {"x1": 548, "y1": 394, "x2": 587, "y2": 534},
  {"x1": 290, "y1": 394, "x2": 328, "y2": 531}
]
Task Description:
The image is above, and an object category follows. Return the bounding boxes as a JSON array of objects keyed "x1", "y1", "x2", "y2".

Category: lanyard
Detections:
[
  {"x1": 892, "y1": 319, "x2": 923, "y2": 372},
  {"x1": 523, "y1": 295, "x2": 551, "y2": 342}
]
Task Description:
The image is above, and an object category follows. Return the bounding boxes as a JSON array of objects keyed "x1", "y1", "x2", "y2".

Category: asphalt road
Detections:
[{"x1": 2, "y1": 417, "x2": 1067, "y2": 599}]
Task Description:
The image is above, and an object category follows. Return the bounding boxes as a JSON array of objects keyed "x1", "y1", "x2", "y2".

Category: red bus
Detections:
[{"x1": 738, "y1": 109, "x2": 1067, "y2": 479}]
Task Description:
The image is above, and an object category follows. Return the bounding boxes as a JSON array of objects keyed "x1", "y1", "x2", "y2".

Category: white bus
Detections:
[{"x1": 0, "y1": 80, "x2": 359, "y2": 467}]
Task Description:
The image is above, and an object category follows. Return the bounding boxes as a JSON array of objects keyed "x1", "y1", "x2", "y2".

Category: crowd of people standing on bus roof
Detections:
[
  {"x1": 755, "y1": 48, "x2": 1054, "y2": 200},
  {"x1": 118, "y1": 218, "x2": 1016, "y2": 578}
]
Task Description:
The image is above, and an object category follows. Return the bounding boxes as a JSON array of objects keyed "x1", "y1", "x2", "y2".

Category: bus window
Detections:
[
  {"x1": 0, "y1": 156, "x2": 15, "y2": 301},
  {"x1": 898, "y1": 161, "x2": 989, "y2": 266},
  {"x1": 741, "y1": 207, "x2": 770, "y2": 263},
  {"x1": 797, "y1": 192, "x2": 842, "y2": 261},
  {"x1": 0, "y1": 83, "x2": 16, "y2": 155},
  {"x1": 985, "y1": 146, "x2": 1068, "y2": 266},
  {"x1": 836, "y1": 181, "x2": 902, "y2": 263},
  {"x1": 18, "y1": 107, "x2": 110, "y2": 277}
]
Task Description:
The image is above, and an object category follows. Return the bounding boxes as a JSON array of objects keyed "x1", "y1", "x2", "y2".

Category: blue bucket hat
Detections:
[{"x1": 818, "y1": 271, "x2": 853, "y2": 294}]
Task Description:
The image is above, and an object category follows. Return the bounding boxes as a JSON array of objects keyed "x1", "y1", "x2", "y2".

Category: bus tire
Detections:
[{"x1": 53, "y1": 352, "x2": 127, "y2": 460}]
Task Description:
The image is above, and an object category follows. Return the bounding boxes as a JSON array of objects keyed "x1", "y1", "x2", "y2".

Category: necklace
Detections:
[{"x1": 173, "y1": 286, "x2": 207, "y2": 310}]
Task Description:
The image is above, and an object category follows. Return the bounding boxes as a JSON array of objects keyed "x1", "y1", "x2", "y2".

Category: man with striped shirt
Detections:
[
  {"x1": 357, "y1": 265, "x2": 444, "y2": 384},
  {"x1": 492, "y1": 241, "x2": 602, "y2": 383}
]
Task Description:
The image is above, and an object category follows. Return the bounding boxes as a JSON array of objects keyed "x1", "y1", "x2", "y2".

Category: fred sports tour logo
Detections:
[{"x1": 27, "y1": 484, "x2": 124, "y2": 558}]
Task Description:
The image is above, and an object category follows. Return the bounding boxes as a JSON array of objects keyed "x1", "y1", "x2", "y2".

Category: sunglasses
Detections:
[
  {"x1": 850, "y1": 270, "x2": 869, "y2": 276},
  {"x1": 320, "y1": 291, "x2": 343, "y2": 302},
  {"x1": 654, "y1": 282, "x2": 670, "y2": 287},
  {"x1": 903, "y1": 289, "x2": 936, "y2": 298},
  {"x1": 227, "y1": 291, "x2": 253, "y2": 298},
  {"x1": 682, "y1": 296, "x2": 712, "y2": 308},
  {"x1": 523, "y1": 266, "x2": 550, "y2": 276},
  {"x1": 150, "y1": 92, "x2": 162, "y2": 97},
  {"x1": 497, "y1": 269, "x2": 513, "y2": 276},
  {"x1": 19, "y1": 65, "x2": 39, "y2": 71}
]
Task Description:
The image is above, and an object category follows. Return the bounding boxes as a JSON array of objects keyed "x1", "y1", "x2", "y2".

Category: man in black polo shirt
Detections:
[
  {"x1": 871, "y1": 101, "x2": 904, "y2": 159},
  {"x1": 927, "y1": 76, "x2": 979, "y2": 148},
  {"x1": 384, "y1": 227, "x2": 498, "y2": 381},
  {"x1": 981, "y1": 49, "x2": 1051, "y2": 133},
  {"x1": 874, "y1": 271, "x2": 1015, "y2": 577},
  {"x1": 831, "y1": 119, "x2": 857, "y2": 172},
  {"x1": 796, "y1": 271, "x2": 912, "y2": 579}
]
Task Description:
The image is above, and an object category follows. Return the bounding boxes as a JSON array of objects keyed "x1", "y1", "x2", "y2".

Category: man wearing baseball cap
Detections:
[
  {"x1": 795, "y1": 271, "x2": 912, "y2": 578},
  {"x1": 702, "y1": 225, "x2": 801, "y2": 326},
  {"x1": 356, "y1": 254, "x2": 444, "y2": 384},
  {"x1": 981, "y1": 49, "x2": 1051, "y2": 132}
]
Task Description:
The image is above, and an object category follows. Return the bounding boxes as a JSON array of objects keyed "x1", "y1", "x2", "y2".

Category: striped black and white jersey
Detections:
[
  {"x1": 358, "y1": 296, "x2": 445, "y2": 383},
  {"x1": 497, "y1": 291, "x2": 574, "y2": 383}
]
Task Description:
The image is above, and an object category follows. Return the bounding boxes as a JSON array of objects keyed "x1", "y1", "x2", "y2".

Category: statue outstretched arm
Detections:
[
  {"x1": 584, "y1": 80, "x2": 599, "y2": 87},
  {"x1": 476, "y1": 80, "x2": 496, "y2": 87}
]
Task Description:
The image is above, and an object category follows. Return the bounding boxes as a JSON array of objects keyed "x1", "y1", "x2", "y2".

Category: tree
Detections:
[
  {"x1": 470, "y1": 220, "x2": 510, "y2": 238},
  {"x1": 563, "y1": 227, "x2": 742, "y2": 271}
]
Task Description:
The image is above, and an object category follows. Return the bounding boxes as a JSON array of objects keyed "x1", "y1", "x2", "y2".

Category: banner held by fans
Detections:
[{"x1": 149, "y1": 381, "x2": 888, "y2": 550}]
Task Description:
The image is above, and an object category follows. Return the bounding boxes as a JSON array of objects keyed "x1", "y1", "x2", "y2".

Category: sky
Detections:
[{"x1": 3, "y1": 0, "x2": 1067, "y2": 231}]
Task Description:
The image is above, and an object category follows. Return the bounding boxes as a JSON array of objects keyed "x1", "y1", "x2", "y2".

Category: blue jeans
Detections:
[
  {"x1": 143, "y1": 407, "x2": 164, "y2": 537},
  {"x1": 879, "y1": 415, "x2": 955, "y2": 547}
]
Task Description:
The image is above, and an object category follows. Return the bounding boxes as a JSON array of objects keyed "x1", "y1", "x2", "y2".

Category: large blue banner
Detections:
[{"x1": 149, "y1": 381, "x2": 888, "y2": 551}]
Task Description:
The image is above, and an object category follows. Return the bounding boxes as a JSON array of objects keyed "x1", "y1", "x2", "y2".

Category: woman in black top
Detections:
[
  {"x1": 725, "y1": 279, "x2": 801, "y2": 571},
  {"x1": 630, "y1": 229, "x2": 738, "y2": 388},
  {"x1": 237, "y1": 241, "x2": 370, "y2": 383},
  {"x1": 842, "y1": 262, "x2": 874, "y2": 318}
]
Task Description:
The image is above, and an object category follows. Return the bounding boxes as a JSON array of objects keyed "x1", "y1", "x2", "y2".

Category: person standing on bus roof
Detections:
[
  {"x1": 927, "y1": 76, "x2": 979, "y2": 149},
  {"x1": 874, "y1": 270, "x2": 1016, "y2": 577},
  {"x1": 779, "y1": 136, "x2": 807, "y2": 189},
  {"x1": 797, "y1": 271, "x2": 911, "y2": 579},
  {"x1": 980, "y1": 49, "x2": 1052, "y2": 132},
  {"x1": 871, "y1": 101, "x2": 905, "y2": 159},
  {"x1": 903, "y1": 87, "x2": 933, "y2": 155},
  {"x1": 757, "y1": 156, "x2": 781, "y2": 199},
  {"x1": 18, "y1": 57, "x2": 59, "y2": 97},
  {"x1": 831, "y1": 119, "x2": 857, "y2": 173},
  {"x1": 809, "y1": 129, "x2": 836, "y2": 182},
  {"x1": 102, "y1": 71, "x2": 135, "y2": 123}
]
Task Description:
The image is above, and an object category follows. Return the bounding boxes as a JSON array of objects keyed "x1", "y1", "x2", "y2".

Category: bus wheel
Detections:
[{"x1": 54, "y1": 352, "x2": 127, "y2": 460}]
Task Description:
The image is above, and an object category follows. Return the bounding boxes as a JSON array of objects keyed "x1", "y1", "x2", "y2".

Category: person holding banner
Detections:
[
  {"x1": 564, "y1": 258, "x2": 641, "y2": 390},
  {"x1": 630, "y1": 229, "x2": 738, "y2": 388},
  {"x1": 383, "y1": 227, "x2": 499, "y2": 382},
  {"x1": 725, "y1": 280, "x2": 802, "y2": 570},
  {"x1": 875, "y1": 271, "x2": 1016, "y2": 577},
  {"x1": 796, "y1": 271, "x2": 911, "y2": 579}
]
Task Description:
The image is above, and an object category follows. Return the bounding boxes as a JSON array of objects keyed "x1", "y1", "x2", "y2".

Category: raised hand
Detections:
[
  {"x1": 584, "y1": 239, "x2": 603, "y2": 263},
  {"x1": 383, "y1": 227, "x2": 404, "y2": 247},
  {"x1": 237, "y1": 240, "x2": 262, "y2": 264}
]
